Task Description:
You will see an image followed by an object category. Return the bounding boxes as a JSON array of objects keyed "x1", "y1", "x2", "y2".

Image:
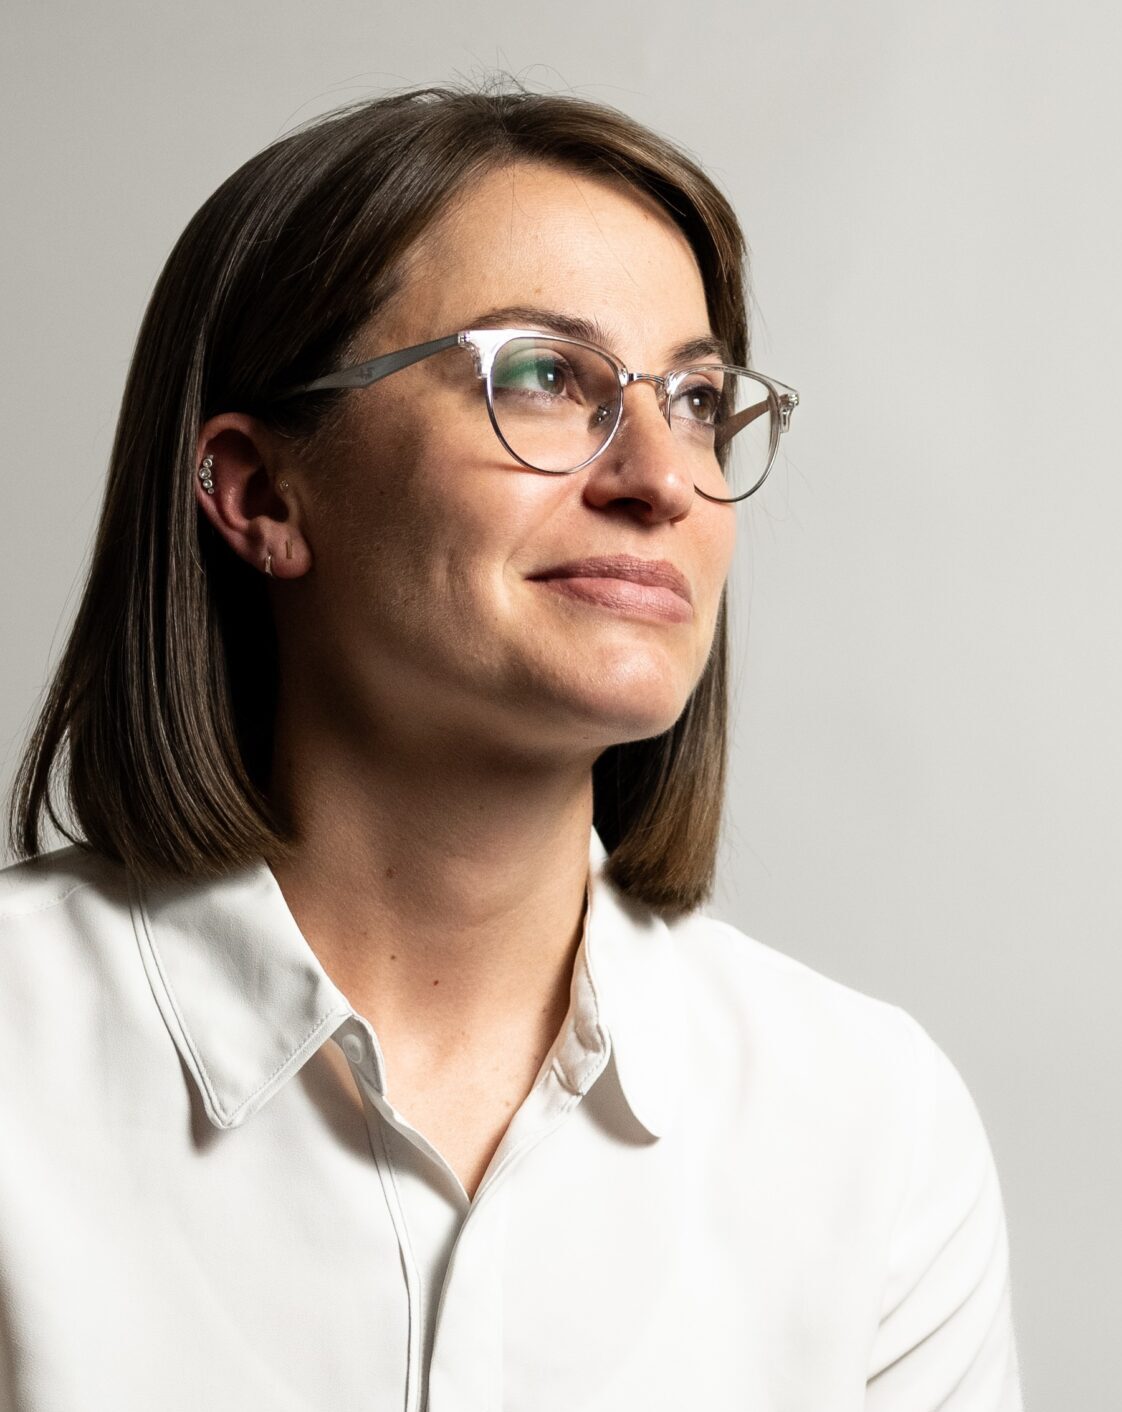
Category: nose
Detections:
[{"x1": 580, "y1": 378, "x2": 696, "y2": 524}]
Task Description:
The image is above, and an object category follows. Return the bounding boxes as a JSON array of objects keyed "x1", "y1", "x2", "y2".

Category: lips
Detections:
[
  {"x1": 527, "y1": 555, "x2": 694, "y2": 624},
  {"x1": 529, "y1": 555, "x2": 693, "y2": 605}
]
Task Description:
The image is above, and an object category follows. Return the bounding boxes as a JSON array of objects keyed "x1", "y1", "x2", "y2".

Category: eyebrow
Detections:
[{"x1": 462, "y1": 304, "x2": 731, "y2": 368}]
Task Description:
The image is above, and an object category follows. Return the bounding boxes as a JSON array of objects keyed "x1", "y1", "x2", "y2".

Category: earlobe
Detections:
[{"x1": 260, "y1": 535, "x2": 308, "y2": 579}]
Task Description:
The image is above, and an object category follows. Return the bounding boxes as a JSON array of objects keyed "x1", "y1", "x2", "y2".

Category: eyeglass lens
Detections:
[{"x1": 487, "y1": 336, "x2": 777, "y2": 501}]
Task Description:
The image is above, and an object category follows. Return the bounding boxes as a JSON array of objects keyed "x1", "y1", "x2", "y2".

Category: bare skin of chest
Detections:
[{"x1": 315, "y1": 1031, "x2": 555, "y2": 1200}]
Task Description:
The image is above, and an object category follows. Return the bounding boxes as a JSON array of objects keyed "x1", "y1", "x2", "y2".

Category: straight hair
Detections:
[{"x1": 6, "y1": 80, "x2": 750, "y2": 917}]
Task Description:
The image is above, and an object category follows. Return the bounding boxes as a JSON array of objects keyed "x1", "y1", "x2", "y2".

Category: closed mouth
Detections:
[{"x1": 528, "y1": 555, "x2": 692, "y2": 605}]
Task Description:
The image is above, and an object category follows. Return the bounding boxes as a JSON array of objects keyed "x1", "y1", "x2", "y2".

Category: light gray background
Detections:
[{"x1": 3, "y1": 1, "x2": 1118, "y2": 1404}]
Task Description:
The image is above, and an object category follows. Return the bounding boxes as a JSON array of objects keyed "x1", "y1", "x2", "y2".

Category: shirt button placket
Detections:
[
  {"x1": 336, "y1": 1019, "x2": 419, "y2": 1410},
  {"x1": 425, "y1": 1184, "x2": 509, "y2": 1412}
]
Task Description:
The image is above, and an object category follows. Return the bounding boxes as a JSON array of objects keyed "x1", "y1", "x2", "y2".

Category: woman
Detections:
[{"x1": 1, "y1": 84, "x2": 1021, "y2": 1409}]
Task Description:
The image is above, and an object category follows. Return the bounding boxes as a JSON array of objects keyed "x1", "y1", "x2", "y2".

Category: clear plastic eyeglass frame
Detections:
[{"x1": 276, "y1": 327, "x2": 800, "y2": 503}]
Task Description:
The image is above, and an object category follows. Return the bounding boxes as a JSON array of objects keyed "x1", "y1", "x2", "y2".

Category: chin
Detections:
[
  {"x1": 568, "y1": 680, "x2": 692, "y2": 748},
  {"x1": 502, "y1": 633, "x2": 705, "y2": 751}
]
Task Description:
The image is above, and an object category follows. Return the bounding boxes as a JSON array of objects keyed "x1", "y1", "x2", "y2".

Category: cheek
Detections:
[
  {"x1": 299, "y1": 426, "x2": 449, "y2": 630},
  {"x1": 348, "y1": 456, "x2": 530, "y2": 625},
  {"x1": 696, "y1": 516, "x2": 737, "y2": 619}
]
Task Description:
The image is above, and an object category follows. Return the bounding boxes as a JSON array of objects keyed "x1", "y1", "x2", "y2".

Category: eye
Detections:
[
  {"x1": 672, "y1": 379, "x2": 723, "y2": 425},
  {"x1": 492, "y1": 350, "x2": 572, "y2": 398}
]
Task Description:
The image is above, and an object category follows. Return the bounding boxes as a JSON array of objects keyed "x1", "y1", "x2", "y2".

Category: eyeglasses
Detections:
[{"x1": 276, "y1": 327, "x2": 799, "y2": 504}]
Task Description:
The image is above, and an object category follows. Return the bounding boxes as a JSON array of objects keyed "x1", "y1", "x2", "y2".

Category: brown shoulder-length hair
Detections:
[{"x1": 6, "y1": 80, "x2": 750, "y2": 917}]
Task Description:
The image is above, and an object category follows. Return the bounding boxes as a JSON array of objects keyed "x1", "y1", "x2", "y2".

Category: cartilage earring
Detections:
[
  {"x1": 197, "y1": 454, "x2": 215, "y2": 495},
  {"x1": 264, "y1": 550, "x2": 274, "y2": 577}
]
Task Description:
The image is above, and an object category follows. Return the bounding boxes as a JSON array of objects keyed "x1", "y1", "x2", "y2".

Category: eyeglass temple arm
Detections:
[
  {"x1": 720, "y1": 402, "x2": 770, "y2": 441},
  {"x1": 276, "y1": 333, "x2": 462, "y2": 398},
  {"x1": 715, "y1": 384, "x2": 799, "y2": 445}
]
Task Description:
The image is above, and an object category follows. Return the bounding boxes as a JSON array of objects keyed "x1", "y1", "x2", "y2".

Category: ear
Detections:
[{"x1": 194, "y1": 414, "x2": 312, "y2": 579}]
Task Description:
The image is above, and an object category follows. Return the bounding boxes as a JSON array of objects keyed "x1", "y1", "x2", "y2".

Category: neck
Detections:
[{"x1": 265, "y1": 693, "x2": 596, "y2": 1058}]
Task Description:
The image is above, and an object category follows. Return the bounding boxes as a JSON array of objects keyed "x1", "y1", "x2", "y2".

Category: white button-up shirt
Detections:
[{"x1": 0, "y1": 834, "x2": 1022, "y2": 1410}]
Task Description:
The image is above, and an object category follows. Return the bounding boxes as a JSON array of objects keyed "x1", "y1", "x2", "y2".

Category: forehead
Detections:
[{"x1": 376, "y1": 160, "x2": 713, "y2": 360}]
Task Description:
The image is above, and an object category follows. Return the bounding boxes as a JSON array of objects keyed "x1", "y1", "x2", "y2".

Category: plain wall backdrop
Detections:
[{"x1": 3, "y1": 1, "x2": 1119, "y2": 1404}]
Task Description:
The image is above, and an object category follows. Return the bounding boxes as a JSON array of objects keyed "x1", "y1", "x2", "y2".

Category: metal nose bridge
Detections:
[{"x1": 619, "y1": 369, "x2": 672, "y2": 415}]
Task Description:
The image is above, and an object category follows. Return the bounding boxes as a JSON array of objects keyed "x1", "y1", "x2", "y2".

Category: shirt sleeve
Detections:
[{"x1": 864, "y1": 1011, "x2": 1023, "y2": 1410}]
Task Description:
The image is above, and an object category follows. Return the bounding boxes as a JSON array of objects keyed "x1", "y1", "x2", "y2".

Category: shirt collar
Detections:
[
  {"x1": 578, "y1": 831, "x2": 686, "y2": 1137},
  {"x1": 129, "y1": 830, "x2": 686, "y2": 1138}
]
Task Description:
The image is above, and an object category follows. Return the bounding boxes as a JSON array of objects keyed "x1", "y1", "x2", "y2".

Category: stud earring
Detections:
[{"x1": 197, "y1": 454, "x2": 215, "y2": 495}]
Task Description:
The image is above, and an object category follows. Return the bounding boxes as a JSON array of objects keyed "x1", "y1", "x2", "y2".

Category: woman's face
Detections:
[{"x1": 282, "y1": 160, "x2": 738, "y2": 763}]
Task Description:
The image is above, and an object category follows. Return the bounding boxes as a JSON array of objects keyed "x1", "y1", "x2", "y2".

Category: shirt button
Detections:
[{"x1": 340, "y1": 1032, "x2": 366, "y2": 1064}]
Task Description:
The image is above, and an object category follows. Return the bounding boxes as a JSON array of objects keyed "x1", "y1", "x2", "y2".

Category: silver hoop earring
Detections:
[
  {"x1": 197, "y1": 454, "x2": 215, "y2": 495},
  {"x1": 264, "y1": 550, "x2": 273, "y2": 577}
]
